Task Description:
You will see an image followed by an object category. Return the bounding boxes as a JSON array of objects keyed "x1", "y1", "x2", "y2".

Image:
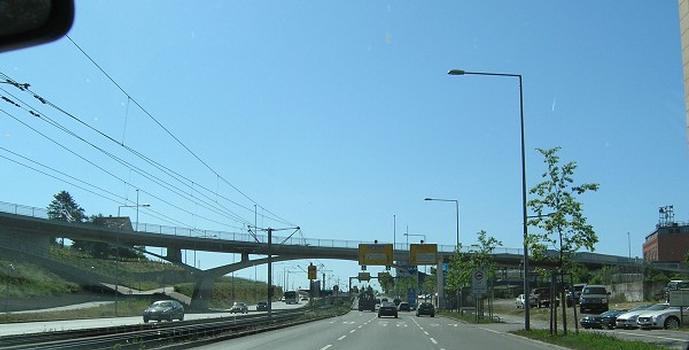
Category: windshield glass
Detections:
[
  {"x1": 583, "y1": 287, "x2": 607, "y2": 295},
  {"x1": 647, "y1": 304, "x2": 670, "y2": 311}
]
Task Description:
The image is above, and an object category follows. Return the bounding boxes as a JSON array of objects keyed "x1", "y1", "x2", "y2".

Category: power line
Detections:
[
  {"x1": 64, "y1": 36, "x2": 295, "y2": 226},
  {"x1": 0, "y1": 89, "x2": 253, "y2": 227},
  {"x1": 0, "y1": 105, "x2": 245, "y2": 231},
  {"x1": 1, "y1": 71, "x2": 292, "y2": 226}
]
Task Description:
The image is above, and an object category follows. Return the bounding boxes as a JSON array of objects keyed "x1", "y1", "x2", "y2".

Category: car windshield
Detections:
[
  {"x1": 3, "y1": 1, "x2": 688, "y2": 349},
  {"x1": 647, "y1": 304, "x2": 670, "y2": 311},
  {"x1": 583, "y1": 287, "x2": 607, "y2": 294},
  {"x1": 629, "y1": 304, "x2": 652, "y2": 312}
]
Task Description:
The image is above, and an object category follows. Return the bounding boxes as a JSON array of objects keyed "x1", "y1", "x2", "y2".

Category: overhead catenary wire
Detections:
[
  {"x1": 0, "y1": 105, "x2": 245, "y2": 231},
  {"x1": 62, "y1": 36, "x2": 296, "y2": 227},
  {"x1": 0, "y1": 89, "x2": 252, "y2": 227}
]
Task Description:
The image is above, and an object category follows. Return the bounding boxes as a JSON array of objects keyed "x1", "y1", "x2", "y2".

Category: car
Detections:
[
  {"x1": 393, "y1": 297, "x2": 402, "y2": 306},
  {"x1": 398, "y1": 302, "x2": 411, "y2": 311},
  {"x1": 580, "y1": 309, "x2": 626, "y2": 329},
  {"x1": 301, "y1": 296, "x2": 309, "y2": 301},
  {"x1": 516, "y1": 293, "x2": 536, "y2": 309},
  {"x1": 615, "y1": 304, "x2": 660, "y2": 329},
  {"x1": 376, "y1": 298, "x2": 381, "y2": 305},
  {"x1": 256, "y1": 301, "x2": 268, "y2": 311},
  {"x1": 143, "y1": 300, "x2": 184, "y2": 323},
  {"x1": 230, "y1": 302, "x2": 249, "y2": 314},
  {"x1": 381, "y1": 298, "x2": 388, "y2": 303},
  {"x1": 378, "y1": 301, "x2": 398, "y2": 318},
  {"x1": 579, "y1": 285, "x2": 610, "y2": 314},
  {"x1": 530, "y1": 288, "x2": 551, "y2": 308},
  {"x1": 636, "y1": 304, "x2": 688, "y2": 329},
  {"x1": 416, "y1": 302, "x2": 435, "y2": 317}
]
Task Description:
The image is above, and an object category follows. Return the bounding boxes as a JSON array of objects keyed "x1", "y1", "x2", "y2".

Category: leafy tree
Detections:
[
  {"x1": 446, "y1": 230, "x2": 503, "y2": 292},
  {"x1": 527, "y1": 147, "x2": 599, "y2": 334}
]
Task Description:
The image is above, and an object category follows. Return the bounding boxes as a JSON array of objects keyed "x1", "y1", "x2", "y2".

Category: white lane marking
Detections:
[
  {"x1": 430, "y1": 337, "x2": 438, "y2": 345},
  {"x1": 350, "y1": 329, "x2": 356, "y2": 333},
  {"x1": 424, "y1": 331, "x2": 429, "y2": 336},
  {"x1": 481, "y1": 328, "x2": 501, "y2": 335},
  {"x1": 358, "y1": 325, "x2": 362, "y2": 329},
  {"x1": 337, "y1": 335, "x2": 346, "y2": 341},
  {"x1": 319, "y1": 345, "x2": 332, "y2": 350}
]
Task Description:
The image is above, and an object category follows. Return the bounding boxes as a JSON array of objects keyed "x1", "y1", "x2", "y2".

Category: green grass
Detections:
[
  {"x1": 512, "y1": 329, "x2": 670, "y2": 350},
  {"x1": 0, "y1": 299, "x2": 152, "y2": 323},
  {"x1": 174, "y1": 276, "x2": 283, "y2": 309},
  {"x1": 0, "y1": 258, "x2": 79, "y2": 298},
  {"x1": 440, "y1": 310, "x2": 502, "y2": 324}
]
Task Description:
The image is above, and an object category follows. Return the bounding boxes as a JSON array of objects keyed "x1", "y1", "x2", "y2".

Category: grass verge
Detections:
[
  {"x1": 512, "y1": 329, "x2": 670, "y2": 350},
  {"x1": 0, "y1": 299, "x2": 151, "y2": 323},
  {"x1": 440, "y1": 310, "x2": 502, "y2": 324}
]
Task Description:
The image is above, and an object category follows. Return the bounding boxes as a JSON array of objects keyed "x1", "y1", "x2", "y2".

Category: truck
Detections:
[{"x1": 357, "y1": 288, "x2": 376, "y2": 311}]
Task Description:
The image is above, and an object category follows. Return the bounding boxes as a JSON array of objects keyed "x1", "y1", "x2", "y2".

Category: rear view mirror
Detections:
[{"x1": 0, "y1": 0, "x2": 74, "y2": 53}]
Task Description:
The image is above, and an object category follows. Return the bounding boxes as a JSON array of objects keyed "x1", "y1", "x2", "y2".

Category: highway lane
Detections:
[
  {"x1": 0, "y1": 301, "x2": 303, "y2": 337},
  {"x1": 192, "y1": 310, "x2": 556, "y2": 350}
]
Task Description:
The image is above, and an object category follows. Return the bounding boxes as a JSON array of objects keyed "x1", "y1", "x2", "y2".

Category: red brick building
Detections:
[{"x1": 643, "y1": 223, "x2": 689, "y2": 262}]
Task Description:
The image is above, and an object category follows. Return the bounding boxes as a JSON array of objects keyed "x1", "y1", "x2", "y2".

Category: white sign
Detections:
[{"x1": 472, "y1": 269, "x2": 487, "y2": 296}]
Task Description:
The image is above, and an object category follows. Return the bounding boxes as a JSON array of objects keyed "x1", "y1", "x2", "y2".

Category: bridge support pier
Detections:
[
  {"x1": 190, "y1": 275, "x2": 215, "y2": 311},
  {"x1": 166, "y1": 247, "x2": 182, "y2": 263}
]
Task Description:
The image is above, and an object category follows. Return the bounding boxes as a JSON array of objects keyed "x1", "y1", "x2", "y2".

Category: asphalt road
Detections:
[
  {"x1": 192, "y1": 310, "x2": 556, "y2": 350},
  {"x1": 0, "y1": 301, "x2": 303, "y2": 337}
]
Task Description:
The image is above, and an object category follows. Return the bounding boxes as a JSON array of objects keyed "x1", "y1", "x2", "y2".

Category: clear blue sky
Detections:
[{"x1": 1, "y1": 1, "x2": 687, "y2": 289}]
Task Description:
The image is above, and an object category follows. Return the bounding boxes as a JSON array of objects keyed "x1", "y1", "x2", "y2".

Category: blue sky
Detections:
[{"x1": 1, "y1": 1, "x2": 687, "y2": 290}]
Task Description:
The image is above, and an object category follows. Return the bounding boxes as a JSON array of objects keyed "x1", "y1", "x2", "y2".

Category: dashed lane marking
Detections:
[
  {"x1": 319, "y1": 345, "x2": 332, "y2": 350},
  {"x1": 424, "y1": 331, "x2": 429, "y2": 336},
  {"x1": 337, "y1": 335, "x2": 346, "y2": 341},
  {"x1": 350, "y1": 329, "x2": 356, "y2": 333},
  {"x1": 358, "y1": 325, "x2": 362, "y2": 329},
  {"x1": 430, "y1": 338, "x2": 438, "y2": 345}
]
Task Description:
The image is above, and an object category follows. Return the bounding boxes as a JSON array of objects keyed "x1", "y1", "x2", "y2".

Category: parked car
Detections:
[
  {"x1": 530, "y1": 288, "x2": 551, "y2": 308},
  {"x1": 566, "y1": 284, "x2": 586, "y2": 306},
  {"x1": 637, "y1": 304, "x2": 688, "y2": 329},
  {"x1": 579, "y1": 285, "x2": 610, "y2": 314},
  {"x1": 516, "y1": 293, "x2": 536, "y2": 309},
  {"x1": 615, "y1": 304, "x2": 660, "y2": 329},
  {"x1": 143, "y1": 300, "x2": 185, "y2": 323},
  {"x1": 416, "y1": 302, "x2": 435, "y2": 317},
  {"x1": 256, "y1": 301, "x2": 268, "y2": 311},
  {"x1": 580, "y1": 309, "x2": 626, "y2": 329},
  {"x1": 230, "y1": 301, "x2": 249, "y2": 314},
  {"x1": 398, "y1": 302, "x2": 410, "y2": 311}
]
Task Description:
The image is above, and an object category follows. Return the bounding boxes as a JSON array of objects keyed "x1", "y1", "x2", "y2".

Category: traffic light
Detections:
[{"x1": 308, "y1": 263, "x2": 317, "y2": 280}]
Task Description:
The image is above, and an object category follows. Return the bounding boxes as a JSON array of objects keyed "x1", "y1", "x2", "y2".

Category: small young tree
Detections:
[{"x1": 528, "y1": 147, "x2": 599, "y2": 334}]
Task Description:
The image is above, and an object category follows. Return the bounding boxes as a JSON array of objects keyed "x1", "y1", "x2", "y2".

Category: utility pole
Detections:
[
  {"x1": 393, "y1": 214, "x2": 396, "y2": 254},
  {"x1": 627, "y1": 232, "x2": 631, "y2": 259},
  {"x1": 254, "y1": 205, "x2": 258, "y2": 282}
]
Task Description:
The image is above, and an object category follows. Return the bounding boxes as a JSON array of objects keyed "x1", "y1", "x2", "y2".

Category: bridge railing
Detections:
[{"x1": 0, "y1": 200, "x2": 526, "y2": 254}]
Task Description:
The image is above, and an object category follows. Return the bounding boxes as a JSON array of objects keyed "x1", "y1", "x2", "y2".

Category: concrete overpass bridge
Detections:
[{"x1": 0, "y1": 201, "x2": 671, "y2": 309}]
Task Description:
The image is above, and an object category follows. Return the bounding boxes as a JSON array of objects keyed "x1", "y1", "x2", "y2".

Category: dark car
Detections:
[
  {"x1": 530, "y1": 288, "x2": 551, "y2": 308},
  {"x1": 600, "y1": 309, "x2": 626, "y2": 329},
  {"x1": 398, "y1": 302, "x2": 410, "y2": 311},
  {"x1": 416, "y1": 302, "x2": 435, "y2": 317},
  {"x1": 256, "y1": 301, "x2": 268, "y2": 311},
  {"x1": 580, "y1": 314, "x2": 603, "y2": 329},
  {"x1": 143, "y1": 300, "x2": 185, "y2": 323},
  {"x1": 378, "y1": 301, "x2": 398, "y2": 318},
  {"x1": 393, "y1": 297, "x2": 402, "y2": 306}
]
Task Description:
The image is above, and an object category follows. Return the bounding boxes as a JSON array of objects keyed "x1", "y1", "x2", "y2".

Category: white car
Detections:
[
  {"x1": 615, "y1": 304, "x2": 658, "y2": 329},
  {"x1": 515, "y1": 294, "x2": 536, "y2": 309},
  {"x1": 637, "y1": 304, "x2": 689, "y2": 329}
]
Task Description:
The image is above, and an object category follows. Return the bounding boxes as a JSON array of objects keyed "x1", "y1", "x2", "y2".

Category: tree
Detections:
[
  {"x1": 47, "y1": 190, "x2": 85, "y2": 223},
  {"x1": 47, "y1": 190, "x2": 85, "y2": 246},
  {"x1": 527, "y1": 147, "x2": 599, "y2": 334},
  {"x1": 446, "y1": 230, "x2": 503, "y2": 292}
]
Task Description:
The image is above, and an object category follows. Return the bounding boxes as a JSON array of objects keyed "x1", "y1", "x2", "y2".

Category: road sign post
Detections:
[{"x1": 472, "y1": 268, "x2": 487, "y2": 320}]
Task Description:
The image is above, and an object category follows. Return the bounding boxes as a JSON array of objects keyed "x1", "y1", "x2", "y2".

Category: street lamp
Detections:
[
  {"x1": 447, "y1": 68, "x2": 530, "y2": 330},
  {"x1": 117, "y1": 189, "x2": 150, "y2": 231},
  {"x1": 423, "y1": 198, "x2": 459, "y2": 248}
]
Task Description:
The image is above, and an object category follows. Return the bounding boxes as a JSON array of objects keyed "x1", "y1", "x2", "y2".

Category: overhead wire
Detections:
[
  {"x1": 0, "y1": 88, "x2": 252, "y2": 227},
  {"x1": 62, "y1": 36, "x2": 296, "y2": 227}
]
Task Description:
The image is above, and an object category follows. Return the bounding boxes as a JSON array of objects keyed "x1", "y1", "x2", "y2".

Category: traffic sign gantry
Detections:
[
  {"x1": 410, "y1": 243, "x2": 438, "y2": 265},
  {"x1": 358, "y1": 243, "x2": 393, "y2": 266},
  {"x1": 358, "y1": 272, "x2": 371, "y2": 281}
]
